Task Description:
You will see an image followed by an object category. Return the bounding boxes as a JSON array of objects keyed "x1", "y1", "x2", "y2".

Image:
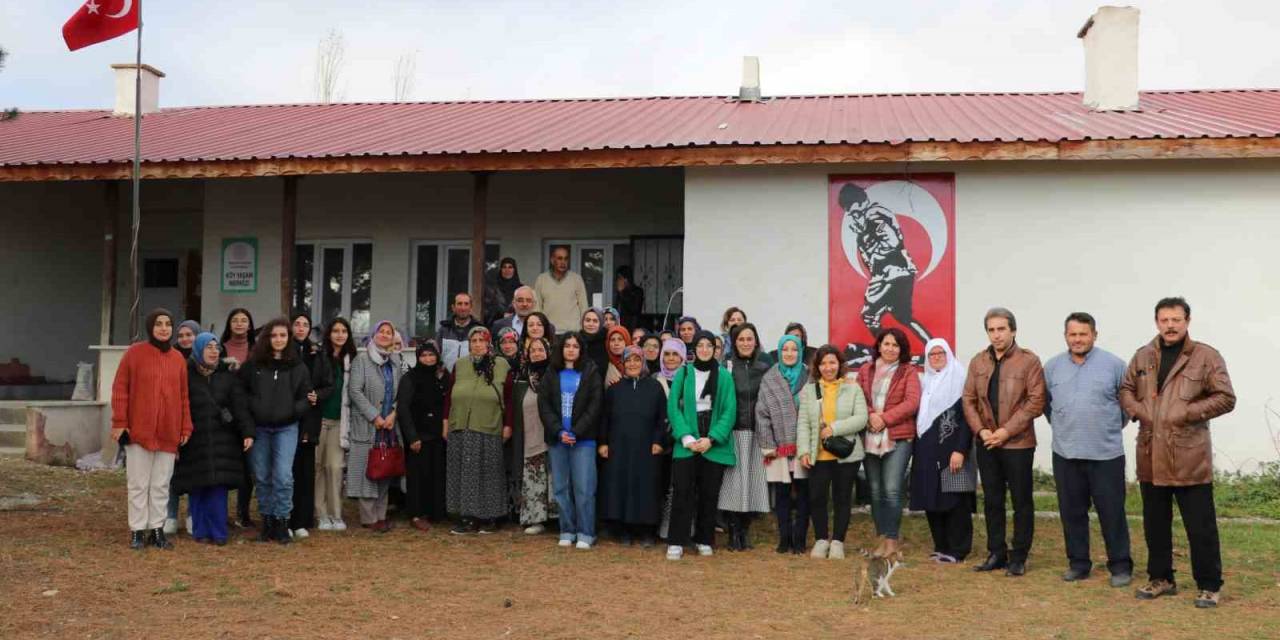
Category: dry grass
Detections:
[{"x1": 1, "y1": 456, "x2": 1278, "y2": 640}]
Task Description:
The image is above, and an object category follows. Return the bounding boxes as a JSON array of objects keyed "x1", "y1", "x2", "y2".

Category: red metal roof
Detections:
[{"x1": 2, "y1": 90, "x2": 1279, "y2": 167}]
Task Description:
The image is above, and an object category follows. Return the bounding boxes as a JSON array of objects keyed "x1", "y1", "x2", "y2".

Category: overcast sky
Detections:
[{"x1": 2, "y1": 1, "x2": 1278, "y2": 110}]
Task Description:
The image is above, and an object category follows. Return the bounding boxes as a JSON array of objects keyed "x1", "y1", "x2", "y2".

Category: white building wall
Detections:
[{"x1": 685, "y1": 160, "x2": 1280, "y2": 472}]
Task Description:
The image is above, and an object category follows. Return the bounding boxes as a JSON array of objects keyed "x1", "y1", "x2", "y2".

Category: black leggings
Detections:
[
  {"x1": 809, "y1": 460, "x2": 859, "y2": 542},
  {"x1": 772, "y1": 479, "x2": 810, "y2": 543}
]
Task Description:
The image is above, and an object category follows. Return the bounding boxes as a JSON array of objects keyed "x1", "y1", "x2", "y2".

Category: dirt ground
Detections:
[{"x1": 1, "y1": 456, "x2": 1278, "y2": 640}]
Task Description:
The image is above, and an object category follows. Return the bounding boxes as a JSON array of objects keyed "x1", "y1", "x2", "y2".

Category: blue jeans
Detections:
[
  {"x1": 548, "y1": 441, "x2": 597, "y2": 545},
  {"x1": 865, "y1": 439, "x2": 913, "y2": 540},
  {"x1": 249, "y1": 424, "x2": 299, "y2": 519}
]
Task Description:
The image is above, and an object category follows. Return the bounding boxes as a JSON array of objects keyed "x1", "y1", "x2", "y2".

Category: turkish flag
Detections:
[{"x1": 63, "y1": 0, "x2": 139, "y2": 52}]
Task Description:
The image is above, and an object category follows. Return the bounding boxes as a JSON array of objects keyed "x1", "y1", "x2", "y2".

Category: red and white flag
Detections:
[{"x1": 62, "y1": 0, "x2": 139, "y2": 51}]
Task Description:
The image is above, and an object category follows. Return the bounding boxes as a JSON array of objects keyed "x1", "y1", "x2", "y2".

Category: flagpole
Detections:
[{"x1": 127, "y1": 4, "x2": 143, "y2": 340}]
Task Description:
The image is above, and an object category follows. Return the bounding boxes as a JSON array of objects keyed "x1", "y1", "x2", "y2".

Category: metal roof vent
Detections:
[{"x1": 738, "y1": 56, "x2": 762, "y2": 103}]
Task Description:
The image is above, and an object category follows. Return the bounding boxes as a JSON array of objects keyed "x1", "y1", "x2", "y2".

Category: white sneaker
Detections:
[
  {"x1": 331, "y1": 519, "x2": 347, "y2": 531},
  {"x1": 666, "y1": 545, "x2": 684, "y2": 561},
  {"x1": 163, "y1": 518, "x2": 178, "y2": 535},
  {"x1": 575, "y1": 540, "x2": 592, "y2": 550},
  {"x1": 811, "y1": 539, "x2": 830, "y2": 559},
  {"x1": 558, "y1": 538, "x2": 573, "y2": 548},
  {"x1": 523, "y1": 524, "x2": 545, "y2": 535},
  {"x1": 184, "y1": 516, "x2": 193, "y2": 533},
  {"x1": 317, "y1": 517, "x2": 335, "y2": 531},
  {"x1": 696, "y1": 544, "x2": 714, "y2": 557},
  {"x1": 293, "y1": 528, "x2": 310, "y2": 539},
  {"x1": 829, "y1": 540, "x2": 845, "y2": 559}
]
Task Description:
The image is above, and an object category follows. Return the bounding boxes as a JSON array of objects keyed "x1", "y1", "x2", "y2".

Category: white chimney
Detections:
[
  {"x1": 1078, "y1": 6, "x2": 1139, "y2": 111},
  {"x1": 738, "y1": 56, "x2": 761, "y2": 102},
  {"x1": 111, "y1": 63, "x2": 164, "y2": 116}
]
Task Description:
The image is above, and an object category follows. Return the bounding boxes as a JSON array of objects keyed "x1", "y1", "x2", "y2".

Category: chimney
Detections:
[
  {"x1": 111, "y1": 63, "x2": 165, "y2": 116},
  {"x1": 1077, "y1": 6, "x2": 1139, "y2": 111},
  {"x1": 738, "y1": 56, "x2": 761, "y2": 102}
]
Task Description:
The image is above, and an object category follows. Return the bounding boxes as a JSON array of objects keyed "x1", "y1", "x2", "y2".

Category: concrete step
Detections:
[
  {"x1": 0, "y1": 446, "x2": 24, "y2": 457},
  {"x1": 0, "y1": 424, "x2": 24, "y2": 448}
]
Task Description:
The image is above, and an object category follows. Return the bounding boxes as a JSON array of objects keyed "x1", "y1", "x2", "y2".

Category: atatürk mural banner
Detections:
[{"x1": 828, "y1": 174, "x2": 956, "y2": 363}]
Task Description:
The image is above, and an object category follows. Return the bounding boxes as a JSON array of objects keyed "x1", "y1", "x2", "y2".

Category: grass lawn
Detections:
[{"x1": 1, "y1": 456, "x2": 1278, "y2": 639}]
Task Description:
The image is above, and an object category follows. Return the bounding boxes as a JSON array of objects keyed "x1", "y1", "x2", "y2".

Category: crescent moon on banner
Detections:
[
  {"x1": 840, "y1": 180, "x2": 948, "y2": 282},
  {"x1": 106, "y1": 0, "x2": 133, "y2": 19}
]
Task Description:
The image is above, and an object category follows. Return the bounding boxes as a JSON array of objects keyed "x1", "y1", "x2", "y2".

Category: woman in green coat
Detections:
[{"x1": 664, "y1": 330, "x2": 737, "y2": 561}]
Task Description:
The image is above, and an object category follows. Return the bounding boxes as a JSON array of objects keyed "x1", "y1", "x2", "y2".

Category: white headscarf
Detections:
[{"x1": 917, "y1": 338, "x2": 965, "y2": 437}]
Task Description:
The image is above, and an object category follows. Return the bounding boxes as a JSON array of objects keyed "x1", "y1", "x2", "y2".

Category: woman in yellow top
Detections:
[{"x1": 797, "y1": 344, "x2": 868, "y2": 560}]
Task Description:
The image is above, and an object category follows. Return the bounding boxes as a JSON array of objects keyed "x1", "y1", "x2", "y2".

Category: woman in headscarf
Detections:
[
  {"x1": 288, "y1": 312, "x2": 333, "y2": 539},
  {"x1": 174, "y1": 333, "x2": 252, "y2": 546},
  {"x1": 512, "y1": 337, "x2": 556, "y2": 535},
  {"x1": 239, "y1": 317, "x2": 313, "y2": 544},
  {"x1": 718, "y1": 322, "x2": 772, "y2": 551},
  {"x1": 909, "y1": 338, "x2": 975, "y2": 564},
  {"x1": 580, "y1": 308, "x2": 609, "y2": 379},
  {"x1": 675, "y1": 317, "x2": 700, "y2": 362},
  {"x1": 537, "y1": 332, "x2": 605, "y2": 549},
  {"x1": 639, "y1": 334, "x2": 663, "y2": 376},
  {"x1": 599, "y1": 346, "x2": 667, "y2": 546},
  {"x1": 219, "y1": 307, "x2": 257, "y2": 528},
  {"x1": 112, "y1": 308, "x2": 193, "y2": 550},
  {"x1": 396, "y1": 340, "x2": 451, "y2": 532},
  {"x1": 496, "y1": 326, "x2": 522, "y2": 371},
  {"x1": 602, "y1": 307, "x2": 621, "y2": 331},
  {"x1": 665, "y1": 330, "x2": 736, "y2": 560},
  {"x1": 315, "y1": 317, "x2": 355, "y2": 532},
  {"x1": 603, "y1": 325, "x2": 632, "y2": 387},
  {"x1": 164, "y1": 321, "x2": 202, "y2": 534},
  {"x1": 769, "y1": 322, "x2": 817, "y2": 369},
  {"x1": 654, "y1": 338, "x2": 686, "y2": 539},
  {"x1": 446, "y1": 326, "x2": 514, "y2": 534},
  {"x1": 346, "y1": 320, "x2": 404, "y2": 533},
  {"x1": 483, "y1": 257, "x2": 522, "y2": 326},
  {"x1": 755, "y1": 334, "x2": 810, "y2": 554},
  {"x1": 857, "y1": 327, "x2": 921, "y2": 558}
]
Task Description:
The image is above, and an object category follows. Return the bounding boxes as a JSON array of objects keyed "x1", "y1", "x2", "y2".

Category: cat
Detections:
[{"x1": 854, "y1": 550, "x2": 904, "y2": 604}]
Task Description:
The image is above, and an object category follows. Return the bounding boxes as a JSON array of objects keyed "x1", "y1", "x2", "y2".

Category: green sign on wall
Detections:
[{"x1": 220, "y1": 237, "x2": 258, "y2": 293}]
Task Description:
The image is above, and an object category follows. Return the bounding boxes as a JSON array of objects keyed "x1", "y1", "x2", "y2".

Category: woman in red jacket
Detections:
[
  {"x1": 111, "y1": 309, "x2": 193, "y2": 550},
  {"x1": 857, "y1": 327, "x2": 921, "y2": 558}
]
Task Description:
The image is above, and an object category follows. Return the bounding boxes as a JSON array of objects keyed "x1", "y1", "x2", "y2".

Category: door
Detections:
[{"x1": 140, "y1": 252, "x2": 183, "y2": 328}]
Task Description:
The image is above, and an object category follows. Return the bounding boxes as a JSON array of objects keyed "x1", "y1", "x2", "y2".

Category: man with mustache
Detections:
[{"x1": 1119, "y1": 297, "x2": 1235, "y2": 609}]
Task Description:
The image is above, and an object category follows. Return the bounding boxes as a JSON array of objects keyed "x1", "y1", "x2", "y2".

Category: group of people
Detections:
[{"x1": 111, "y1": 248, "x2": 1236, "y2": 609}]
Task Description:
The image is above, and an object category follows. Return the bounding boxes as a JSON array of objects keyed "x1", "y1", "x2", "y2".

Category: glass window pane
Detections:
[
  {"x1": 414, "y1": 245, "x2": 439, "y2": 339},
  {"x1": 484, "y1": 243, "x2": 501, "y2": 281},
  {"x1": 581, "y1": 247, "x2": 604, "y2": 308},
  {"x1": 320, "y1": 248, "x2": 345, "y2": 331},
  {"x1": 351, "y1": 243, "x2": 373, "y2": 336},
  {"x1": 292, "y1": 244, "x2": 314, "y2": 318},
  {"x1": 446, "y1": 248, "x2": 471, "y2": 308}
]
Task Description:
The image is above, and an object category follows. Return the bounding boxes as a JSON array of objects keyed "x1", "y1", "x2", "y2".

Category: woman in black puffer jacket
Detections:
[{"x1": 174, "y1": 333, "x2": 254, "y2": 545}]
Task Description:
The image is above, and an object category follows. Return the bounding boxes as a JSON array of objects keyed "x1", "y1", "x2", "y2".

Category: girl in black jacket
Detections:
[
  {"x1": 175, "y1": 333, "x2": 253, "y2": 545},
  {"x1": 287, "y1": 312, "x2": 334, "y2": 538},
  {"x1": 537, "y1": 333, "x2": 604, "y2": 548},
  {"x1": 238, "y1": 318, "x2": 312, "y2": 544}
]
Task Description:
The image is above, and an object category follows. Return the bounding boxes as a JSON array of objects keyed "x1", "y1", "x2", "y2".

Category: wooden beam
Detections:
[
  {"x1": 281, "y1": 176, "x2": 298, "y2": 317},
  {"x1": 471, "y1": 171, "x2": 490, "y2": 322},
  {"x1": 100, "y1": 181, "x2": 119, "y2": 345},
  {"x1": 2, "y1": 137, "x2": 1278, "y2": 182}
]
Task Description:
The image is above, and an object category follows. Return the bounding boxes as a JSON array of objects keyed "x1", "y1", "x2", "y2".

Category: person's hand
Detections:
[
  {"x1": 949, "y1": 451, "x2": 965, "y2": 473},
  {"x1": 819, "y1": 422, "x2": 834, "y2": 440},
  {"x1": 698, "y1": 437, "x2": 712, "y2": 453},
  {"x1": 869, "y1": 413, "x2": 886, "y2": 432},
  {"x1": 991, "y1": 428, "x2": 1010, "y2": 447},
  {"x1": 978, "y1": 429, "x2": 995, "y2": 448},
  {"x1": 560, "y1": 431, "x2": 576, "y2": 446},
  {"x1": 502, "y1": 425, "x2": 513, "y2": 442},
  {"x1": 180, "y1": 434, "x2": 190, "y2": 446},
  {"x1": 373, "y1": 415, "x2": 386, "y2": 429},
  {"x1": 111, "y1": 428, "x2": 127, "y2": 442},
  {"x1": 384, "y1": 412, "x2": 397, "y2": 429},
  {"x1": 410, "y1": 440, "x2": 422, "y2": 453},
  {"x1": 651, "y1": 444, "x2": 664, "y2": 456},
  {"x1": 598, "y1": 445, "x2": 609, "y2": 459},
  {"x1": 307, "y1": 391, "x2": 318, "y2": 405},
  {"x1": 800, "y1": 454, "x2": 813, "y2": 469},
  {"x1": 301, "y1": 433, "x2": 309, "y2": 444},
  {"x1": 606, "y1": 367, "x2": 621, "y2": 386},
  {"x1": 243, "y1": 437, "x2": 254, "y2": 452},
  {"x1": 762, "y1": 448, "x2": 777, "y2": 464},
  {"x1": 441, "y1": 424, "x2": 449, "y2": 441}
]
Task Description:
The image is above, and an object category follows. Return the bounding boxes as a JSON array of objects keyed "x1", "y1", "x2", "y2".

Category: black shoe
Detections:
[
  {"x1": 257, "y1": 516, "x2": 275, "y2": 543},
  {"x1": 272, "y1": 517, "x2": 292, "y2": 545},
  {"x1": 149, "y1": 528, "x2": 174, "y2": 550},
  {"x1": 1062, "y1": 567, "x2": 1091, "y2": 582},
  {"x1": 973, "y1": 553, "x2": 1008, "y2": 572},
  {"x1": 130, "y1": 530, "x2": 147, "y2": 551},
  {"x1": 639, "y1": 535, "x2": 656, "y2": 549},
  {"x1": 739, "y1": 523, "x2": 753, "y2": 551},
  {"x1": 791, "y1": 529, "x2": 807, "y2": 555},
  {"x1": 1006, "y1": 560, "x2": 1027, "y2": 576},
  {"x1": 776, "y1": 530, "x2": 792, "y2": 554},
  {"x1": 450, "y1": 519, "x2": 478, "y2": 535},
  {"x1": 619, "y1": 533, "x2": 634, "y2": 546}
]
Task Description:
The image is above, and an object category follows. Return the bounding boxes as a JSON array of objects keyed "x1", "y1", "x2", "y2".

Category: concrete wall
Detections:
[
  {"x1": 200, "y1": 169, "x2": 684, "y2": 333},
  {"x1": 685, "y1": 159, "x2": 1280, "y2": 473}
]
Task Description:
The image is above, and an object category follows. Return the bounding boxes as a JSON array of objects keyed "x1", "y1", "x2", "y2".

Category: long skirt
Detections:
[
  {"x1": 518, "y1": 452, "x2": 556, "y2": 526},
  {"x1": 445, "y1": 430, "x2": 507, "y2": 520},
  {"x1": 717, "y1": 430, "x2": 770, "y2": 513}
]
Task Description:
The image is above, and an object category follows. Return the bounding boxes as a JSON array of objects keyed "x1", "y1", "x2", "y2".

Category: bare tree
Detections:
[
  {"x1": 313, "y1": 30, "x2": 346, "y2": 103},
  {"x1": 392, "y1": 51, "x2": 417, "y2": 101},
  {"x1": 1, "y1": 46, "x2": 16, "y2": 121}
]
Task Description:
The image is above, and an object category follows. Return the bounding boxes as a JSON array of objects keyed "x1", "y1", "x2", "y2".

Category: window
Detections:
[
  {"x1": 143, "y1": 258, "x2": 180, "y2": 288},
  {"x1": 410, "y1": 241, "x2": 500, "y2": 338},
  {"x1": 543, "y1": 239, "x2": 631, "y2": 308},
  {"x1": 292, "y1": 241, "x2": 373, "y2": 336}
]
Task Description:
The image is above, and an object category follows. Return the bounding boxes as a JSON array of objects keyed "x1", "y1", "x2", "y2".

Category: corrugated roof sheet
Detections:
[{"x1": 2, "y1": 90, "x2": 1279, "y2": 166}]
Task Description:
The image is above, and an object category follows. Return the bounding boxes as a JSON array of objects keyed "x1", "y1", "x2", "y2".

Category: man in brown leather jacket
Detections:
[
  {"x1": 962, "y1": 307, "x2": 1046, "y2": 577},
  {"x1": 1120, "y1": 297, "x2": 1235, "y2": 608}
]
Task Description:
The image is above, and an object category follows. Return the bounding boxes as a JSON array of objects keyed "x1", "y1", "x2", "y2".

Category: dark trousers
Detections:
[
  {"x1": 1140, "y1": 482, "x2": 1223, "y2": 591},
  {"x1": 1052, "y1": 453, "x2": 1132, "y2": 575},
  {"x1": 189, "y1": 486, "x2": 230, "y2": 543},
  {"x1": 976, "y1": 446, "x2": 1035, "y2": 562},
  {"x1": 405, "y1": 438, "x2": 447, "y2": 521},
  {"x1": 669, "y1": 455, "x2": 726, "y2": 548},
  {"x1": 771, "y1": 479, "x2": 810, "y2": 546},
  {"x1": 926, "y1": 494, "x2": 974, "y2": 561},
  {"x1": 289, "y1": 442, "x2": 316, "y2": 530},
  {"x1": 809, "y1": 460, "x2": 858, "y2": 542},
  {"x1": 236, "y1": 452, "x2": 254, "y2": 521}
]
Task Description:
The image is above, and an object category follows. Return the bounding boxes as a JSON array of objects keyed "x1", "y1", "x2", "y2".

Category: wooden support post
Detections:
[
  {"x1": 100, "y1": 181, "x2": 120, "y2": 345},
  {"x1": 471, "y1": 171, "x2": 490, "y2": 320},
  {"x1": 280, "y1": 176, "x2": 298, "y2": 317}
]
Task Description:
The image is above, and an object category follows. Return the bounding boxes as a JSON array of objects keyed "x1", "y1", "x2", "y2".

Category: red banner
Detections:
[{"x1": 828, "y1": 174, "x2": 956, "y2": 364}]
